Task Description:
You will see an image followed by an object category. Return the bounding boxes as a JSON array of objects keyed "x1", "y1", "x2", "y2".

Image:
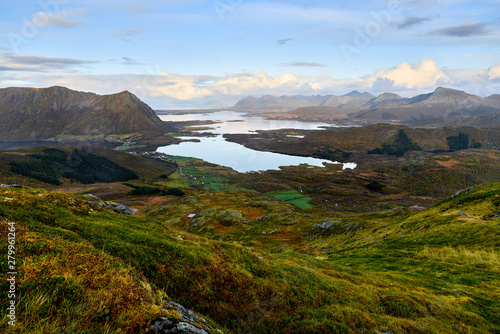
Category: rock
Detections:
[
  {"x1": 150, "y1": 300, "x2": 212, "y2": 334},
  {"x1": 451, "y1": 189, "x2": 463, "y2": 198},
  {"x1": 83, "y1": 194, "x2": 100, "y2": 200},
  {"x1": 150, "y1": 317, "x2": 209, "y2": 334},
  {"x1": 87, "y1": 200, "x2": 104, "y2": 207},
  {"x1": 313, "y1": 222, "x2": 334, "y2": 230},
  {"x1": 457, "y1": 211, "x2": 467, "y2": 216},
  {"x1": 439, "y1": 209, "x2": 446, "y2": 213},
  {"x1": 106, "y1": 203, "x2": 138, "y2": 215}
]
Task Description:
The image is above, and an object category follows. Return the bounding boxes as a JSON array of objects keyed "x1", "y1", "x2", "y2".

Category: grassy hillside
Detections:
[{"x1": 1, "y1": 184, "x2": 499, "y2": 333}]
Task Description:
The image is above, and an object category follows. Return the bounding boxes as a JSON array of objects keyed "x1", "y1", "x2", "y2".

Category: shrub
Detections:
[
  {"x1": 129, "y1": 186, "x2": 166, "y2": 196},
  {"x1": 447, "y1": 133, "x2": 469, "y2": 151},
  {"x1": 368, "y1": 130, "x2": 421, "y2": 157},
  {"x1": 366, "y1": 181, "x2": 385, "y2": 192},
  {"x1": 166, "y1": 188, "x2": 185, "y2": 197}
]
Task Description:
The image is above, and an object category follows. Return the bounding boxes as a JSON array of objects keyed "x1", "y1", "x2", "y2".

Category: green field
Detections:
[
  {"x1": 114, "y1": 144, "x2": 147, "y2": 151},
  {"x1": 286, "y1": 196, "x2": 315, "y2": 209},
  {"x1": 164, "y1": 155, "x2": 199, "y2": 161},
  {"x1": 267, "y1": 189, "x2": 315, "y2": 209}
]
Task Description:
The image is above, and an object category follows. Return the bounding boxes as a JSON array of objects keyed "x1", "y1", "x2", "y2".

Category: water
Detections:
[{"x1": 157, "y1": 111, "x2": 356, "y2": 173}]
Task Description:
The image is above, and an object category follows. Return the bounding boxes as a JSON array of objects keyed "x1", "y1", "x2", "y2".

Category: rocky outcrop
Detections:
[
  {"x1": 150, "y1": 301, "x2": 214, "y2": 334},
  {"x1": 106, "y1": 203, "x2": 138, "y2": 215}
]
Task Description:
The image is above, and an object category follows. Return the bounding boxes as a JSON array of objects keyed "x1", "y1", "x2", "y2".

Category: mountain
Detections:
[
  {"x1": 347, "y1": 87, "x2": 500, "y2": 123},
  {"x1": 0, "y1": 86, "x2": 169, "y2": 140},
  {"x1": 232, "y1": 91, "x2": 375, "y2": 112},
  {"x1": 232, "y1": 94, "x2": 332, "y2": 112},
  {"x1": 238, "y1": 87, "x2": 500, "y2": 126}
]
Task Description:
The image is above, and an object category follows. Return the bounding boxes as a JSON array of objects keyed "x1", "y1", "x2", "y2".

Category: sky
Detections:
[{"x1": 0, "y1": 0, "x2": 499, "y2": 108}]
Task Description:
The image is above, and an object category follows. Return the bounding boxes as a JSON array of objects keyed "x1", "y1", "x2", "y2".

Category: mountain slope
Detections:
[
  {"x1": 2, "y1": 183, "x2": 498, "y2": 333},
  {"x1": 0, "y1": 86, "x2": 168, "y2": 140}
]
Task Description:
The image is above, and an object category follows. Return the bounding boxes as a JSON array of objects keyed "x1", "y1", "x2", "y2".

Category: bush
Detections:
[
  {"x1": 446, "y1": 133, "x2": 483, "y2": 151},
  {"x1": 368, "y1": 130, "x2": 421, "y2": 157},
  {"x1": 366, "y1": 181, "x2": 385, "y2": 192},
  {"x1": 129, "y1": 186, "x2": 166, "y2": 196},
  {"x1": 447, "y1": 133, "x2": 469, "y2": 151},
  {"x1": 312, "y1": 148, "x2": 351, "y2": 162},
  {"x1": 166, "y1": 188, "x2": 185, "y2": 197}
]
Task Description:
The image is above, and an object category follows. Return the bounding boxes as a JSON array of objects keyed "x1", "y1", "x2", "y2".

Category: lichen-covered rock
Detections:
[
  {"x1": 150, "y1": 317, "x2": 209, "y2": 334},
  {"x1": 150, "y1": 301, "x2": 214, "y2": 334},
  {"x1": 106, "y1": 203, "x2": 138, "y2": 215}
]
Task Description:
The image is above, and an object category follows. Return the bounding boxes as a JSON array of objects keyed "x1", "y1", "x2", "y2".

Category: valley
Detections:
[{"x1": 1, "y1": 87, "x2": 499, "y2": 334}]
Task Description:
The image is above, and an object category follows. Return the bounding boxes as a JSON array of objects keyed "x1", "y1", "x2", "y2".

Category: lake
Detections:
[{"x1": 157, "y1": 111, "x2": 356, "y2": 173}]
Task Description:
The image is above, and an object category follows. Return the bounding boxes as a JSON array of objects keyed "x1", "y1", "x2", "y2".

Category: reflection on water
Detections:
[{"x1": 158, "y1": 111, "x2": 356, "y2": 173}]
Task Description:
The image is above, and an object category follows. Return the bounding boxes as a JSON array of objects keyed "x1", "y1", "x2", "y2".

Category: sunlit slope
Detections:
[{"x1": 1, "y1": 184, "x2": 499, "y2": 333}]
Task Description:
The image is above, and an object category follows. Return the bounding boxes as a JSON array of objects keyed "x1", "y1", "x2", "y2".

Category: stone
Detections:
[
  {"x1": 83, "y1": 194, "x2": 100, "y2": 200},
  {"x1": 86, "y1": 200, "x2": 104, "y2": 207},
  {"x1": 106, "y1": 203, "x2": 138, "y2": 215},
  {"x1": 150, "y1": 301, "x2": 212, "y2": 334},
  {"x1": 150, "y1": 317, "x2": 209, "y2": 334},
  {"x1": 457, "y1": 211, "x2": 467, "y2": 216}
]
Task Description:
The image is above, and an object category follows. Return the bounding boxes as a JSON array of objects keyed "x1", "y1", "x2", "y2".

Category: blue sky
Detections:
[{"x1": 1, "y1": 0, "x2": 499, "y2": 108}]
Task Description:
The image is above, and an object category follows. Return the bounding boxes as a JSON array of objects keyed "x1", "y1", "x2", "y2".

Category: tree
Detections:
[
  {"x1": 446, "y1": 133, "x2": 469, "y2": 151},
  {"x1": 366, "y1": 181, "x2": 385, "y2": 192},
  {"x1": 368, "y1": 130, "x2": 421, "y2": 157}
]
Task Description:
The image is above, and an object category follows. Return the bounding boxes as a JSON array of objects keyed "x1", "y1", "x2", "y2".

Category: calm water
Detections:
[{"x1": 157, "y1": 111, "x2": 356, "y2": 173}]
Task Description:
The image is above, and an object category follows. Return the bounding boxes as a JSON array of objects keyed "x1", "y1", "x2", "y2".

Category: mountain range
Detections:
[
  {"x1": 232, "y1": 87, "x2": 500, "y2": 126},
  {"x1": 0, "y1": 86, "x2": 168, "y2": 140}
]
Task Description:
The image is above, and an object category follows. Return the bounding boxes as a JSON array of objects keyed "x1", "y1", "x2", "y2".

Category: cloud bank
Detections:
[{"x1": 1, "y1": 57, "x2": 498, "y2": 107}]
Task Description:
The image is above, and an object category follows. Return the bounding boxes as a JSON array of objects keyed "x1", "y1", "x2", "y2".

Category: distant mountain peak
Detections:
[
  {"x1": 373, "y1": 92, "x2": 403, "y2": 103},
  {"x1": 432, "y1": 87, "x2": 467, "y2": 95},
  {"x1": 344, "y1": 91, "x2": 374, "y2": 98}
]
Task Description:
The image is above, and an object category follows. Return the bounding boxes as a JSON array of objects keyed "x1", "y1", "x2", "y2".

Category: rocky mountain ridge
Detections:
[{"x1": 232, "y1": 87, "x2": 500, "y2": 126}]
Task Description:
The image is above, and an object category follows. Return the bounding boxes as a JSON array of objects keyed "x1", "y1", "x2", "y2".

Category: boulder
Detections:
[
  {"x1": 150, "y1": 301, "x2": 213, "y2": 334},
  {"x1": 150, "y1": 317, "x2": 209, "y2": 334},
  {"x1": 106, "y1": 203, "x2": 138, "y2": 215}
]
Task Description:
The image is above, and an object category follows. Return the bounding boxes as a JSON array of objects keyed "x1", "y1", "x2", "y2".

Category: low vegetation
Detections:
[
  {"x1": 1, "y1": 183, "x2": 499, "y2": 333},
  {"x1": 10, "y1": 149, "x2": 138, "y2": 185}
]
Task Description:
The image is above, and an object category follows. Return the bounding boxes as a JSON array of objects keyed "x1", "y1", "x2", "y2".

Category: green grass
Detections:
[
  {"x1": 267, "y1": 190, "x2": 315, "y2": 209},
  {"x1": 155, "y1": 171, "x2": 191, "y2": 188},
  {"x1": 164, "y1": 155, "x2": 199, "y2": 162},
  {"x1": 1, "y1": 184, "x2": 499, "y2": 333},
  {"x1": 114, "y1": 144, "x2": 147, "y2": 151},
  {"x1": 287, "y1": 196, "x2": 315, "y2": 209}
]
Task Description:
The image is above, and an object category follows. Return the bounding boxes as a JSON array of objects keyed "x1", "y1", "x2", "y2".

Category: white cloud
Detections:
[
  {"x1": 30, "y1": 9, "x2": 85, "y2": 28},
  {"x1": 1, "y1": 58, "x2": 498, "y2": 107},
  {"x1": 368, "y1": 58, "x2": 447, "y2": 89},
  {"x1": 489, "y1": 64, "x2": 500, "y2": 79}
]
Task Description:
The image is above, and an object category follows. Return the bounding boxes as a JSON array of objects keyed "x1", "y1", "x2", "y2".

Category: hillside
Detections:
[
  {"x1": 1, "y1": 183, "x2": 499, "y2": 333},
  {"x1": 0, "y1": 86, "x2": 171, "y2": 140}
]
